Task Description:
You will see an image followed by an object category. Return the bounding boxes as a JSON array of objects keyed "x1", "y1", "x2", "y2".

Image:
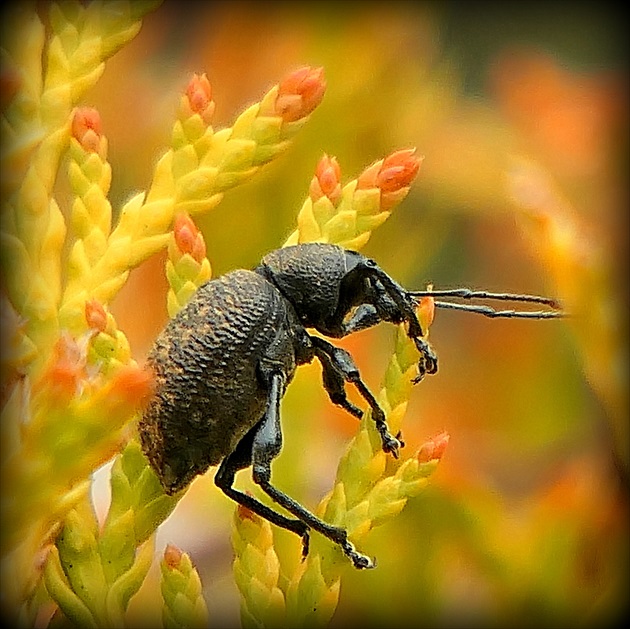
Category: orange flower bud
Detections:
[
  {"x1": 85, "y1": 298, "x2": 108, "y2": 333},
  {"x1": 104, "y1": 364, "x2": 155, "y2": 411},
  {"x1": 417, "y1": 431, "x2": 450, "y2": 464},
  {"x1": 275, "y1": 66, "x2": 326, "y2": 123},
  {"x1": 185, "y1": 73, "x2": 214, "y2": 123},
  {"x1": 309, "y1": 154, "x2": 342, "y2": 205},
  {"x1": 173, "y1": 213, "x2": 207, "y2": 263},
  {"x1": 357, "y1": 149, "x2": 422, "y2": 192},
  {"x1": 417, "y1": 286, "x2": 435, "y2": 332},
  {"x1": 356, "y1": 149, "x2": 422, "y2": 211},
  {"x1": 41, "y1": 332, "x2": 88, "y2": 401},
  {"x1": 72, "y1": 107, "x2": 102, "y2": 153},
  {"x1": 163, "y1": 543, "x2": 183, "y2": 569}
]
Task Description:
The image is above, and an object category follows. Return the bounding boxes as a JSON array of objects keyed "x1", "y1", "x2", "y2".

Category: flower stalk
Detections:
[{"x1": 234, "y1": 151, "x2": 446, "y2": 628}]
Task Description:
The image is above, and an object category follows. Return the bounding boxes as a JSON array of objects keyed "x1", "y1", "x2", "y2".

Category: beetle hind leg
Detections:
[
  {"x1": 214, "y1": 425, "x2": 311, "y2": 557},
  {"x1": 251, "y1": 371, "x2": 375, "y2": 569}
]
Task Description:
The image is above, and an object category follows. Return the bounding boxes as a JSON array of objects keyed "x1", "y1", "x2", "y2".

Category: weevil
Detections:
[{"x1": 139, "y1": 242, "x2": 563, "y2": 569}]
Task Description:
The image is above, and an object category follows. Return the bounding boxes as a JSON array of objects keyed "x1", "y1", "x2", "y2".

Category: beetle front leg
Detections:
[
  {"x1": 252, "y1": 372, "x2": 375, "y2": 569},
  {"x1": 335, "y1": 269, "x2": 440, "y2": 384}
]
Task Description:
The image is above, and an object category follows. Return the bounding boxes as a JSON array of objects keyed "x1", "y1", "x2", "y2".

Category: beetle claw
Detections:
[
  {"x1": 412, "y1": 337, "x2": 438, "y2": 384},
  {"x1": 341, "y1": 540, "x2": 376, "y2": 570},
  {"x1": 300, "y1": 530, "x2": 311, "y2": 559},
  {"x1": 381, "y1": 430, "x2": 404, "y2": 458}
]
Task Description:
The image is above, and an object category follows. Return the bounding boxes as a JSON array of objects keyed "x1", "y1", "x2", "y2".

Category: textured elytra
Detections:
[{"x1": 139, "y1": 270, "x2": 303, "y2": 494}]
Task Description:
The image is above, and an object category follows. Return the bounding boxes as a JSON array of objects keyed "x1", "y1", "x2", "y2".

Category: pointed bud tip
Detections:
[
  {"x1": 417, "y1": 286, "x2": 435, "y2": 330},
  {"x1": 163, "y1": 544, "x2": 183, "y2": 569},
  {"x1": 417, "y1": 431, "x2": 450, "y2": 463},
  {"x1": 173, "y1": 213, "x2": 206, "y2": 262},
  {"x1": 185, "y1": 73, "x2": 214, "y2": 122},
  {"x1": 310, "y1": 153, "x2": 342, "y2": 204},
  {"x1": 85, "y1": 299, "x2": 108, "y2": 333},
  {"x1": 378, "y1": 149, "x2": 423, "y2": 192},
  {"x1": 276, "y1": 66, "x2": 326, "y2": 122},
  {"x1": 356, "y1": 148, "x2": 423, "y2": 195},
  {"x1": 72, "y1": 107, "x2": 102, "y2": 153}
]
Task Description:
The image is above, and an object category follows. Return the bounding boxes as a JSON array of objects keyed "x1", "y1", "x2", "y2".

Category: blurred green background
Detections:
[{"x1": 85, "y1": 1, "x2": 627, "y2": 627}]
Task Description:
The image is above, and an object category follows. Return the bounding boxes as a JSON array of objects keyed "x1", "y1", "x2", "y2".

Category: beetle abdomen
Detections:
[{"x1": 139, "y1": 270, "x2": 297, "y2": 494}]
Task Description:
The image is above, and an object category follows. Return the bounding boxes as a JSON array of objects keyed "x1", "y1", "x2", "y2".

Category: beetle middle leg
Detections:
[
  {"x1": 250, "y1": 371, "x2": 375, "y2": 569},
  {"x1": 310, "y1": 336, "x2": 403, "y2": 457}
]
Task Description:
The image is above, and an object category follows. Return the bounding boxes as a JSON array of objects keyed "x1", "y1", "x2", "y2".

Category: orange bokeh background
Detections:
[{"x1": 80, "y1": 2, "x2": 627, "y2": 627}]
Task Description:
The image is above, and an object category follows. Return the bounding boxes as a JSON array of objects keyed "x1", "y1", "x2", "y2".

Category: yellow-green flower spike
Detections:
[
  {"x1": 166, "y1": 213, "x2": 212, "y2": 318},
  {"x1": 284, "y1": 300, "x2": 446, "y2": 623},
  {"x1": 169, "y1": 66, "x2": 327, "y2": 217},
  {"x1": 232, "y1": 504, "x2": 287, "y2": 629},
  {"x1": 284, "y1": 149, "x2": 422, "y2": 250},
  {"x1": 60, "y1": 108, "x2": 114, "y2": 334},
  {"x1": 246, "y1": 150, "x2": 447, "y2": 626},
  {"x1": 160, "y1": 544, "x2": 209, "y2": 629},
  {"x1": 44, "y1": 440, "x2": 179, "y2": 627}
]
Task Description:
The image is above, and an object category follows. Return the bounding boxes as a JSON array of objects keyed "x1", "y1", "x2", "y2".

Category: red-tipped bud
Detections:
[
  {"x1": 236, "y1": 503, "x2": 260, "y2": 523},
  {"x1": 163, "y1": 544, "x2": 183, "y2": 569},
  {"x1": 275, "y1": 66, "x2": 326, "y2": 123},
  {"x1": 417, "y1": 431, "x2": 450, "y2": 464},
  {"x1": 103, "y1": 364, "x2": 155, "y2": 411},
  {"x1": 309, "y1": 154, "x2": 342, "y2": 204},
  {"x1": 417, "y1": 286, "x2": 435, "y2": 331},
  {"x1": 43, "y1": 332, "x2": 88, "y2": 401},
  {"x1": 85, "y1": 299, "x2": 108, "y2": 334},
  {"x1": 72, "y1": 107, "x2": 102, "y2": 153},
  {"x1": 357, "y1": 149, "x2": 422, "y2": 192},
  {"x1": 185, "y1": 73, "x2": 214, "y2": 123},
  {"x1": 356, "y1": 149, "x2": 422, "y2": 212},
  {"x1": 173, "y1": 213, "x2": 207, "y2": 263}
]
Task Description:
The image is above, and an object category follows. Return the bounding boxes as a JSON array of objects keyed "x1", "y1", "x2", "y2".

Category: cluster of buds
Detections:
[
  {"x1": 160, "y1": 544, "x2": 209, "y2": 628},
  {"x1": 166, "y1": 212, "x2": 212, "y2": 317},
  {"x1": 71, "y1": 107, "x2": 105, "y2": 155},
  {"x1": 273, "y1": 66, "x2": 327, "y2": 123},
  {"x1": 286, "y1": 148, "x2": 423, "y2": 249}
]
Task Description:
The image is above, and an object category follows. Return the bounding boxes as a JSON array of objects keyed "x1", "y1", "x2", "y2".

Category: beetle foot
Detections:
[
  {"x1": 412, "y1": 337, "x2": 438, "y2": 384},
  {"x1": 341, "y1": 539, "x2": 376, "y2": 570},
  {"x1": 300, "y1": 529, "x2": 311, "y2": 560},
  {"x1": 379, "y1": 427, "x2": 404, "y2": 458}
]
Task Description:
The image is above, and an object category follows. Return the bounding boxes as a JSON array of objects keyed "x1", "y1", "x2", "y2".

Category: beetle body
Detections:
[
  {"x1": 140, "y1": 269, "x2": 306, "y2": 494},
  {"x1": 139, "y1": 242, "x2": 561, "y2": 569}
]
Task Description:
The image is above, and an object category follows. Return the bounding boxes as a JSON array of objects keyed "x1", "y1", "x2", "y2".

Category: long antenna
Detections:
[{"x1": 408, "y1": 288, "x2": 566, "y2": 320}]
